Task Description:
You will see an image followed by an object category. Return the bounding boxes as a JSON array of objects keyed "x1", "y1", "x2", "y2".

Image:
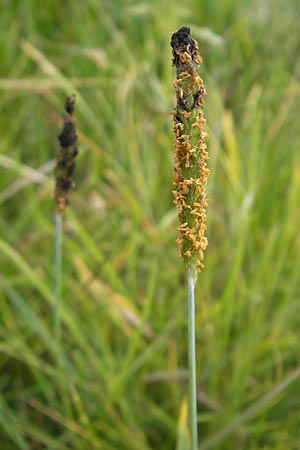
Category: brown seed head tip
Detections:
[
  {"x1": 65, "y1": 94, "x2": 76, "y2": 115},
  {"x1": 171, "y1": 26, "x2": 198, "y2": 66},
  {"x1": 171, "y1": 26, "x2": 191, "y2": 50},
  {"x1": 59, "y1": 96, "x2": 77, "y2": 148}
]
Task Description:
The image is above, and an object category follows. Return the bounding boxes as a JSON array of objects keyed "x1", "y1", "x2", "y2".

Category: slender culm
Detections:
[
  {"x1": 55, "y1": 94, "x2": 78, "y2": 215},
  {"x1": 171, "y1": 27, "x2": 210, "y2": 277},
  {"x1": 171, "y1": 27, "x2": 209, "y2": 450}
]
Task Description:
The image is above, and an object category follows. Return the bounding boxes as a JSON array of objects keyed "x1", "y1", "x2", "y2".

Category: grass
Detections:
[{"x1": 1, "y1": 0, "x2": 300, "y2": 449}]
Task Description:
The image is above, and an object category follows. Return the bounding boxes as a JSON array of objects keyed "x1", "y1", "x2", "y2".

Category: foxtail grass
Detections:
[
  {"x1": 54, "y1": 95, "x2": 78, "y2": 355},
  {"x1": 171, "y1": 26, "x2": 210, "y2": 449}
]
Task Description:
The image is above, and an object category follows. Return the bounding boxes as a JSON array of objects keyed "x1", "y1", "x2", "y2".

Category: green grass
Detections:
[{"x1": 1, "y1": 0, "x2": 300, "y2": 449}]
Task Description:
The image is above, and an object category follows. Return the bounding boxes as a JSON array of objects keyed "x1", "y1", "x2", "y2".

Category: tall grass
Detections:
[
  {"x1": 1, "y1": 1, "x2": 300, "y2": 449},
  {"x1": 171, "y1": 25, "x2": 209, "y2": 449}
]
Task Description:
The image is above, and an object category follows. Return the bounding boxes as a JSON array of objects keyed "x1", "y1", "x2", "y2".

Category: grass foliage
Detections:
[{"x1": 1, "y1": 0, "x2": 300, "y2": 449}]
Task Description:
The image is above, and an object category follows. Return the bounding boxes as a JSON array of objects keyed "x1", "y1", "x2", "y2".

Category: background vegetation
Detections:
[{"x1": 1, "y1": 0, "x2": 300, "y2": 448}]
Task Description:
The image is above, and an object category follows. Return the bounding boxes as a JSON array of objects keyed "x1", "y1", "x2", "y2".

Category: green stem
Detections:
[
  {"x1": 54, "y1": 212, "x2": 73, "y2": 415},
  {"x1": 187, "y1": 267, "x2": 198, "y2": 450},
  {"x1": 54, "y1": 211, "x2": 63, "y2": 356}
]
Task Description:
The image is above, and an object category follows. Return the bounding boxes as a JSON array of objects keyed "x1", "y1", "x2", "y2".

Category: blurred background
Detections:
[{"x1": 1, "y1": 0, "x2": 300, "y2": 449}]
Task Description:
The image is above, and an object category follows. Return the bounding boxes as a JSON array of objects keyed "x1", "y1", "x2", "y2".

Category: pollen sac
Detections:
[
  {"x1": 54, "y1": 94, "x2": 78, "y2": 214},
  {"x1": 171, "y1": 27, "x2": 209, "y2": 272}
]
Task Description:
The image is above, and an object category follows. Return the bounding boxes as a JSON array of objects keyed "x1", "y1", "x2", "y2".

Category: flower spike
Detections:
[
  {"x1": 54, "y1": 95, "x2": 78, "y2": 214},
  {"x1": 171, "y1": 27, "x2": 210, "y2": 275}
]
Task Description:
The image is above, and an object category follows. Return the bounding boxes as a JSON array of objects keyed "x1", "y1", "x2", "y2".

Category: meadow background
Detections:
[{"x1": 1, "y1": 0, "x2": 300, "y2": 449}]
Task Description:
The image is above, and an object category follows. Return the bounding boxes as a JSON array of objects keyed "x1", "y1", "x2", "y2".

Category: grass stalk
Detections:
[
  {"x1": 54, "y1": 211, "x2": 63, "y2": 353},
  {"x1": 54, "y1": 94, "x2": 78, "y2": 356},
  {"x1": 187, "y1": 267, "x2": 198, "y2": 450},
  {"x1": 171, "y1": 27, "x2": 209, "y2": 448}
]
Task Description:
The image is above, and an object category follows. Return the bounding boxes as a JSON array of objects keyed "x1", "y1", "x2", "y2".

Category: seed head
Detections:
[
  {"x1": 171, "y1": 27, "x2": 210, "y2": 273},
  {"x1": 54, "y1": 95, "x2": 78, "y2": 214}
]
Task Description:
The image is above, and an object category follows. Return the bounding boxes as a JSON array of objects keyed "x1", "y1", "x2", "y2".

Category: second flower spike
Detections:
[{"x1": 54, "y1": 95, "x2": 78, "y2": 215}]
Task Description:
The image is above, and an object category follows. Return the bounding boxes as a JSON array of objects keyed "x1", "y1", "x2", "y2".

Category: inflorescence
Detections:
[
  {"x1": 171, "y1": 27, "x2": 210, "y2": 273},
  {"x1": 54, "y1": 95, "x2": 78, "y2": 214}
]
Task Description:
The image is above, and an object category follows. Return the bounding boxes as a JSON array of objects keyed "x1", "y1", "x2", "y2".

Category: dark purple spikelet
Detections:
[{"x1": 54, "y1": 95, "x2": 78, "y2": 214}]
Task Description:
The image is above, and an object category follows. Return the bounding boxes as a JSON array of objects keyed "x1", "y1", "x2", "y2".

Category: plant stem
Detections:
[
  {"x1": 187, "y1": 267, "x2": 198, "y2": 450},
  {"x1": 54, "y1": 211, "x2": 63, "y2": 356}
]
